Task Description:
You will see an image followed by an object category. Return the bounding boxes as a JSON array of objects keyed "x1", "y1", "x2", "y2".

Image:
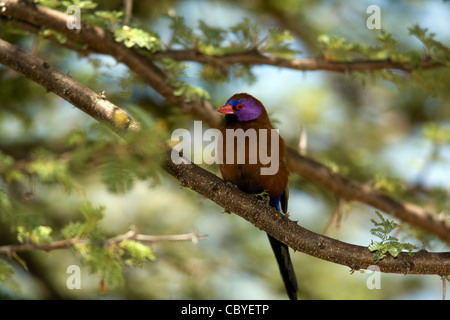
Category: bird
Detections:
[{"x1": 217, "y1": 93, "x2": 298, "y2": 300}]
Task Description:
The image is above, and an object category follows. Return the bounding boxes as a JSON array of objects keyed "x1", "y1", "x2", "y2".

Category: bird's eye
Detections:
[{"x1": 235, "y1": 103, "x2": 244, "y2": 110}]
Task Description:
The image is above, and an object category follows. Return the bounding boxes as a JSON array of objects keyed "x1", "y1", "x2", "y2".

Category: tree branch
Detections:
[
  {"x1": 0, "y1": 38, "x2": 448, "y2": 276},
  {"x1": 1, "y1": 0, "x2": 449, "y2": 244},
  {"x1": 152, "y1": 49, "x2": 442, "y2": 73},
  {"x1": 0, "y1": 226, "x2": 206, "y2": 256},
  {"x1": 285, "y1": 149, "x2": 450, "y2": 244},
  {"x1": 164, "y1": 155, "x2": 450, "y2": 276},
  {"x1": 0, "y1": 39, "x2": 140, "y2": 134}
]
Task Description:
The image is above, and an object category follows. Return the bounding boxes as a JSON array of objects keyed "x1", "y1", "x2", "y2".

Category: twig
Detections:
[
  {"x1": 123, "y1": 0, "x2": 133, "y2": 25},
  {"x1": 323, "y1": 197, "x2": 345, "y2": 235},
  {"x1": 0, "y1": 227, "x2": 206, "y2": 257},
  {"x1": 443, "y1": 276, "x2": 447, "y2": 300},
  {"x1": 152, "y1": 49, "x2": 442, "y2": 73}
]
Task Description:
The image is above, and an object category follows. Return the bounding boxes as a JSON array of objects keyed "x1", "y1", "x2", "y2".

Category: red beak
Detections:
[{"x1": 217, "y1": 104, "x2": 234, "y2": 114}]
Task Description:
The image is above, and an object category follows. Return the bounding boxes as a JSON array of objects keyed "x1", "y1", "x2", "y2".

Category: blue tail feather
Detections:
[{"x1": 267, "y1": 192, "x2": 298, "y2": 300}]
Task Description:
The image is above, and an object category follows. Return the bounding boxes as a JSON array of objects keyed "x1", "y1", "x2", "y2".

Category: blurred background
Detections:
[{"x1": 0, "y1": 0, "x2": 449, "y2": 299}]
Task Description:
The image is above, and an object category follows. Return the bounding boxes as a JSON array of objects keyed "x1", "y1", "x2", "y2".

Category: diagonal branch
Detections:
[
  {"x1": 164, "y1": 154, "x2": 450, "y2": 276},
  {"x1": 1, "y1": 0, "x2": 449, "y2": 243},
  {"x1": 0, "y1": 38, "x2": 449, "y2": 276},
  {"x1": 0, "y1": 38, "x2": 140, "y2": 134}
]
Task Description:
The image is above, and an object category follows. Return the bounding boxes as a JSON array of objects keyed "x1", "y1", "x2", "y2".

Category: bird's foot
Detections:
[{"x1": 255, "y1": 190, "x2": 270, "y2": 202}]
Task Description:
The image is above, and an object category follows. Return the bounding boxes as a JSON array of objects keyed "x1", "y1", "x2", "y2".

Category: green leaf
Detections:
[
  {"x1": 387, "y1": 245, "x2": 401, "y2": 258},
  {"x1": 198, "y1": 20, "x2": 226, "y2": 48},
  {"x1": 62, "y1": 0, "x2": 97, "y2": 9},
  {"x1": 94, "y1": 10, "x2": 124, "y2": 27},
  {"x1": 368, "y1": 211, "x2": 417, "y2": 263},
  {"x1": 114, "y1": 26, "x2": 162, "y2": 52},
  {"x1": 17, "y1": 225, "x2": 53, "y2": 245},
  {"x1": 408, "y1": 24, "x2": 450, "y2": 64},
  {"x1": 259, "y1": 29, "x2": 298, "y2": 58},
  {"x1": 101, "y1": 155, "x2": 134, "y2": 193},
  {"x1": 80, "y1": 202, "x2": 104, "y2": 225},
  {"x1": 0, "y1": 259, "x2": 14, "y2": 282},
  {"x1": 0, "y1": 189, "x2": 12, "y2": 215},
  {"x1": 373, "y1": 174, "x2": 406, "y2": 197},
  {"x1": 33, "y1": 0, "x2": 64, "y2": 9},
  {"x1": 119, "y1": 240, "x2": 155, "y2": 267},
  {"x1": 422, "y1": 122, "x2": 450, "y2": 145},
  {"x1": 61, "y1": 221, "x2": 86, "y2": 239},
  {"x1": 41, "y1": 29, "x2": 68, "y2": 44},
  {"x1": 166, "y1": 15, "x2": 194, "y2": 47},
  {"x1": 79, "y1": 244, "x2": 125, "y2": 288},
  {"x1": 229, "y1": 17, "x2": 259, "y2": 49}
]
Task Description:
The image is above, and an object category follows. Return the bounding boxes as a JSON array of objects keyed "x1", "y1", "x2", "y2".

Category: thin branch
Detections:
[
  {"x1": 0, "y1": 227, "x2": 206, "y2": 257},
  {"x1": 0, "y1": 38, "x2": 448, "y2": 276},
  {"x1": 123, "y1": 0, "x2": 133, "y2": 25},
  {"x1": 443, "y1": 276, "x2": 447, "y2": 300},
  {"x1": 105, "y1": 225, "x2": 205, "y2": 245},
  {"x1": 152, "y1": 49, "x2": 442, "y2": 73},
  {"x1": 323, "y1": 197, "x2": 345, "y2": 235}
]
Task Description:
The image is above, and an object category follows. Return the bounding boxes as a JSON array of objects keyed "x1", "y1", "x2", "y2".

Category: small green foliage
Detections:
[
  {"x1": 63, "y1": 121, "x2": 164, "y2": 194},
  {"x1": 0, "y1": 258, "x2": 14, "y2": 282},
  {"x1": 368, "y1": 211, "x2": 417, "y2": 263},
  {"x1": 62, "y1": 202, "x2": 155, "y2": 288},
  {"x1": 79, "y1": 244, "x2": 126, "y2": 288},
  {"x1": 375, "y1": 30, "x2": 398, "y2": 60},
  {"x1": 158, "y1": 58, "x2": 211, "y2": 103},
  {"x1": 166, "y1": 15, "x2": 195, "y2": 47},
  {"x1": 422, "y1": 122, "x2": 450, "y2": 146},
  {"x1": 114, "y1": 26, "x2": 162, "y2": 52},
  {"x1": 101, "y1": 154, "x2": 134, "y2": 194},
  {"x1": 0, "y1": 151, "x2": 25, "y2": 184},
  {"x1": 172, "y1": 83, "x2": 211, "y2": 103},
  {"x1": 198, "y1": 20, "x2": 226, "y2": 54},
  {"x1": 62, "y1": 202, "x2": 105, "y2": 239},
  {"x1": 93, "y1": 10, "x2": 124, "y2": 28},
  {"x1": 408, "y1": 24, "x2": 450, "y2": 65},
  {"x1": 119, "y1": 240, "x2": 155, "y2": 267},
  {"x1": 0, "y1": 258, "x2": 19, "y2": 294},
  {"x1": 33, "y1": 0, "x2": 64, "y2": 9},
  {"x1": 61, "y1": 221, "x2": 86, "y2": 239},
  {"x1": 41, "y1": 29, "x2": 68, "y2": 44},
  {"x1": 34, "y1": 0, "x2": 97, "y2": 11},
  {"x1": 318, "y1": 35, "x2": 364, "y2": 61},
  {"x1": 62, "y1": 0, "x2": 97, "y2": 9},
  {"x1": 0, "y1": 189, "x2": 12, "y2": 216},
  {"x1": 65, "y1": 129, "x2": 88, "y2": 147},
  {"x1": 27, "y1": 148, "x2": 78, "y2": 193},
  {"x1": 17, "y1": 226, "x2": 53, "y2": 245},
  {"x1": 316, "y1": 28, "x2": 448, "y2": 67},
  {"x1": 79, "y1": 201, "x2": 105, "y2": 237},
  {"x1": 373, "y1": 174, "x2": 405, "y2": 197},
  {"x1": 259, "y1": 29, "x2": 298, "y2": 59},
  {"x1": 229, "y1": 17, "x2": 259, "y2": 49}
]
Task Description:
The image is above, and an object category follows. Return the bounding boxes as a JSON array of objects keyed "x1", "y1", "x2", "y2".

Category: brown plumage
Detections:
[{"x1": 218, "y1": 93, "x2": 298, "y2": 300}]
